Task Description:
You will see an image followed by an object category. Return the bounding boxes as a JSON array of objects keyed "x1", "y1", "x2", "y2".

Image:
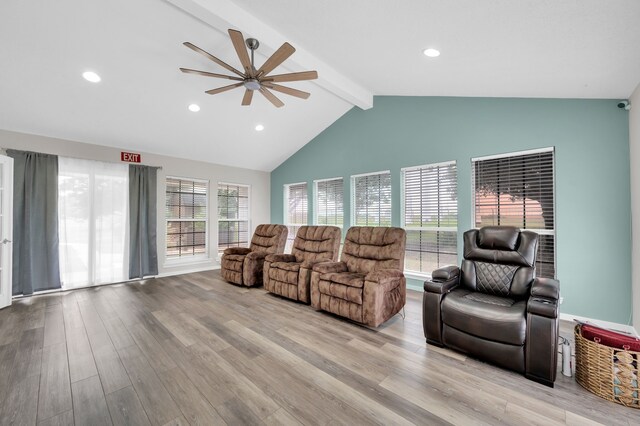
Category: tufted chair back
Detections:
[
  {"x1": 340, "y1": 227, "x2": 406, "y2": 274},
  {"x1": 461, "y1": 226, "x2": 539, "y2": 298},
  {"x1": 249, "y1": 224, "x2": 288, "y2": 254},
  {"x1": 291, "y1": 226, "x2": 341, "y2": 264}
]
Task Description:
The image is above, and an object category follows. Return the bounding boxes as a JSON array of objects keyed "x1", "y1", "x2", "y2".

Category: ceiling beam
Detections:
[{"x1": 165, "y1": 0, "x2": 373, "y2": 109}]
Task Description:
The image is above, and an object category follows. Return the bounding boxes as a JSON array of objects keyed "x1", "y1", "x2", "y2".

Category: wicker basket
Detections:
[{"x1": 575, "y1": 325, "x2": 639, "y2": 408}]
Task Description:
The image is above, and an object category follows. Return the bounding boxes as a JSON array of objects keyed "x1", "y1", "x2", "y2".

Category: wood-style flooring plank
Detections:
[
  {"x1": 37, "y1": 410, "x2": 74, "y2": 426},
  {"x1": 0, "y1": 374, "x2": 40, "y2": 426},
  {"x1": 37, "y1": 342, "x2": 72, "y2": 422},
  {"x1": 42, "y1": 306, "x2": 65, "y2": 348},
  {"x1": 71, "y1": 375, "x2": 112, "y2": 426},
  {"x1": 105, "y1": 386, "x2": 151, "y2": 426},
  {"x1": 65, "y1": 324, "x2": 98, "y2": 383},
  {"x1": 117, "y1": 344, "x2": 181, "y2": 425},
  {"x1": 158, "y1": 367, "x2": 227, "y2": 425}
]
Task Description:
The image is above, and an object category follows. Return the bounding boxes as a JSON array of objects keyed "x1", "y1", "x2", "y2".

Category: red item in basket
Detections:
[{"x1": 580, "y1": 324, "x2": 640, "y2": 351}]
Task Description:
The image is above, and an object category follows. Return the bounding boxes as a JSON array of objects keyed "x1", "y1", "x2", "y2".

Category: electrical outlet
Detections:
[{"x1": 559, "y1": 296, "x2": 564, "y2": 305}]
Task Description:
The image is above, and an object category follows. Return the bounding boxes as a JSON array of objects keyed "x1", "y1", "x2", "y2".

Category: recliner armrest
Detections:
[
  {"x1": 424, "y1": 266, "x2": 460, "y2": 294},
  {"x1": 365, "y1": 269, "x2": 404, "y2": 291},
  {"x1": 312, "y1": 261, "x2": 348, "y2": 274},
  {"x1": 531, "y1": 277, "x2": 560, "y2": 300},
  {"x1": 224, "y1": 247, "x2": 252, "y2": 255},
  {"x1": 300, "y1": 258, "x2": 331, "y2": 269},
  {"x1": 527, "y1": 297, "x2": 558, "y2": 319},
  {"x1": 265, "y1": 253, "x2": 297, "y2": 263},
  {"x1": 245, "y1": 251, "x2": 268, "y2": 261}
]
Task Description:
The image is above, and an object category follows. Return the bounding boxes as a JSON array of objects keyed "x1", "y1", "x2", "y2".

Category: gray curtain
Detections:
[
  {"x1": 129, "y1": 165, "x2": 158, "y2": 278},
  {"x1": 7, "y1": 150, "x2": 61, "y2": 295}
]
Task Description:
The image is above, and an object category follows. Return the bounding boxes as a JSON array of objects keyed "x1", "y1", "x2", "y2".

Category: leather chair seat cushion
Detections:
[
  {"x1": 441, "y1": 289, "x2": 527, "y2": 345},
  {"x1": 268, "y1": 262, "x2": 301, "y2": 286},
  {"x1": 320, "y1": 272, "x2": 366, "y2": 288},
  {"x1": 318, "y1": 280, "x2": 363, "y2": 304}
]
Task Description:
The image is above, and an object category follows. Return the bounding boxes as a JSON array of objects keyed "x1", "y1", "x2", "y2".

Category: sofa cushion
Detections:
[
  {"x1": 441, "y1": 289, "x2": 527, "y2": 345},
  {"x1": 321, "y1": 272, "x2": 366, "y2": 288}
]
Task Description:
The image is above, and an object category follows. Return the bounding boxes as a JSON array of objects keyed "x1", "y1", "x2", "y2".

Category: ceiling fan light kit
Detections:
[{"x1": 180, "y1": 29, "x2": 318, "y2": 108}]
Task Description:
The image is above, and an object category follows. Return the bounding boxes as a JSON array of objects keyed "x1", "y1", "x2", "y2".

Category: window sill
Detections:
[
  {"x1": 404, "y1": 270, "x2": 432, "y2": 281},
  {"x1": 164, "y1": 256, "x2": 214, "y2": 269}
]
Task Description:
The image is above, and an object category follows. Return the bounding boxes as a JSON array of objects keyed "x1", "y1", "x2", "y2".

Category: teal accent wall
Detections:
[{"x1": 271, "y1": 96, "x2": 631, "y2": 324}]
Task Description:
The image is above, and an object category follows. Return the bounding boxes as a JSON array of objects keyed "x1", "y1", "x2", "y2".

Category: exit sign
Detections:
[{"x1": 121, "y1": 151, "x2": 141, "y2": 163}]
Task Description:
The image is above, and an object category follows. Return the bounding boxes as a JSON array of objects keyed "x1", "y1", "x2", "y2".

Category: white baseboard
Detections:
[
  {"x1": 559, "y1": 313, "x2": 638, "y2": 336},
  {"x1": 157, "y1": 265, "x2": 220, "y2": 278}
]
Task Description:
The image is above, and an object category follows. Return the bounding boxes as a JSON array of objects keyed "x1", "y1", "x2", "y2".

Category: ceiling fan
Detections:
[{"x1": 180, "y1": 29, "x2": 318, "y2": 108}]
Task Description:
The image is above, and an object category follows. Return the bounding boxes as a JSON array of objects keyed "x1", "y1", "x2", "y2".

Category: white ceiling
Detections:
[{"x1": 1, "y1": 0, "x2": 639, "y2": 171}]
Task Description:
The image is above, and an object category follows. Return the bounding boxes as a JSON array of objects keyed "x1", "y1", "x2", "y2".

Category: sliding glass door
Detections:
[{"x1": 58, "y1": 158, "x2": 129, "y2": 288}]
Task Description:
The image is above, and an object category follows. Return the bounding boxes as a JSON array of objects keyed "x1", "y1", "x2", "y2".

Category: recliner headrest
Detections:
[{"x1": 478, "y1": 226, "x2": 520, "y2": 250}]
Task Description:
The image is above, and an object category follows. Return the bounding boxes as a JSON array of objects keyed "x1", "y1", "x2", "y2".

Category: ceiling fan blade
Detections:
[
  {"x1": 183, "y1": 42, "x2": 244, "y2": 78},
  {"x1": 259, "y1": 87, "x2": 284, "y2": 108},
  {"x1": 263, "y1": 83, "x2": 310, "y2": 99},
  {"x1": 241, "y1": 89, "x2": 253, "y2": 106},
  {"x1": 228, "y1": 29, "x2": 253, "y2": 77},
  {"x1": 205, "y1": 82, "x2": 244, "y2": 95},
  {"x1": 180, "y1": 68, "x2": 243, "y2": 81},
  {"x1": 262, "y1": 70, "x2": 318, "y2": 83},
  {"x1": 256, "y1": 42, "x2": 295, "y2": 78}
]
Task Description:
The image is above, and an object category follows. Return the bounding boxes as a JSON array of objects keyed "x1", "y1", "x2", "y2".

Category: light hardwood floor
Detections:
[{"x1": 0, "y1": 270, "x2": 636, "y2": 425}]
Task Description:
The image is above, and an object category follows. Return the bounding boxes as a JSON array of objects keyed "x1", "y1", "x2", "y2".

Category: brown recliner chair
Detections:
[
  {"x1": 220, "y1": 224, "x2": 287, "y2": 287},
  {"x1": 311, "y1": 227, "x2": 407, "y2": 327},
  {"x1": 264, "y1": 226, "x2": 341, "y2": 303},
  {"x1": 423, "y1": 226, "x2": 560, "y2": 387}
]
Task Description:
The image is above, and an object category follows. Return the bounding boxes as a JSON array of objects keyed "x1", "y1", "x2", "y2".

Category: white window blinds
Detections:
[
  {"x1": 472, "y1": 148, "x2": 555, "y2": 278},
  {"x1": 352, "y1": 171, "x2": 392, "y2": 226},
  {"x1": 218, "y1": 183, "x2": 250, "y2": 255},
  {"x1": 285, "y1": 182, "x2": 308, "y2": 252},
  {"x1": 166, "y1": 177, "x2": 208, "y2": 259},
  {"x1": 402, "y1": 161, "x2": 458, "y2": 274},
  {"x1": 314, "y1": 178, "x2": 344, "y2": 227}
]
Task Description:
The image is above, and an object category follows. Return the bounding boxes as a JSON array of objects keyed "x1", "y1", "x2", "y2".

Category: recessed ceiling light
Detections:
[
  {"x1": 82, "y1": 71, "x2": 101, "y2": 83},
  {"x1": 423, "y1": 48, "x2": 440, "y2": 58},
  {"x1": 255, "y1": 124, "x2": 264, "y2": 131},
  {"x1": 188, "y1": 104, "x2": 200, "y2": 112}
]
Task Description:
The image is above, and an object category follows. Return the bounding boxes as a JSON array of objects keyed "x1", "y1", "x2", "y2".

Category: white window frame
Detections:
[
  {"x1": 401, "y1": 160, "x2": 458, "y2": 279},
  {"x1": 165, "y1": 175, "x2": 210, "y2": 265},
  {"x1": 217, "y1": 181, "x2": 251, "y2": 258},
  {"x1": 313, "y1": 177, "x2": 344, "y2": 228},
  {"x1": 471, "y1": 147, "x2": 556, "y2": 278},
  {"x1": 350, "y1": 170, "x2": 392, "y2": 227},
  {"x1": 284, "y1": 182, "x2": 308, "y2": 251}
]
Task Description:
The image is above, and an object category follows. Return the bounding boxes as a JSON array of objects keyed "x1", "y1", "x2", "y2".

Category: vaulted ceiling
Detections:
[{"x1": 1, "y1": 0, "x2": 639, "y2": 171}]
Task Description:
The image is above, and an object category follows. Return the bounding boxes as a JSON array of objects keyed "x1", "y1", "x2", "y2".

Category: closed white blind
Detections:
[
  {"x1": 402, "y1": 162, "x2": 458, "y2": 274},
  {"x1": 472, "y1": 149, "x2": 555, "y2": 278},
  {"x1": 352, "y1": 171, "x2": 392, "y2": 226},
  {"x1": 315, "y1": 178, "x2": 343, "y2": 227},
  {"x1": 166, "y1": 177, "x2": 208, "y2": 258},
  {"x1": 285, "y1": 182, "x2": 308, "y2": 252},
  {"x1": 218, "y1": 183, "x2": 250, "y2": 255}
]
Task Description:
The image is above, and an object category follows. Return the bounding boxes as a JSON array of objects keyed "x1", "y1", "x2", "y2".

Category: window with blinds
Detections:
[
  {"x1": 166, "y1": 177, "x2": 208, "y2": 259},
  {"x1": 314, "y1": 178, "x2": 344, "y2": 227},
  {"x1": 285, "y1": 182, "x2": 308, "y2": 252},
  {"x1": 402, "y1": 161, "x2": 458, "y2": 274},
  {"x1": 217, "y1": 183, "x2": 250, "y2": 256},
  {"x1": 472, "y1": 148, "x2": 556, "y2": 278},
  {"x1": 351, "y1": 171, "x2": 392, "y2": 227}
]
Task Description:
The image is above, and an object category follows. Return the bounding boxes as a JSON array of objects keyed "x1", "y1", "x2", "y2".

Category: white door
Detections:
[{"x1": 0, "y1": 155, "x2": 13, "y2": 309}]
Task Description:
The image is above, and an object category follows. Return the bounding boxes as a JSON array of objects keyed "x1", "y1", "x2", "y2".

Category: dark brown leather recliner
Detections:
[
  {"x1": 220, "y1": 224, "x2": 287, "y2": 287},
  {"x1": 264, "y1": 226, "x2": 341, "y2": 303},
  {"x1": 311, "y1": 227, "x2": 407, "y2": 327},
  {"x1": 423, "y1": 226, "x2": 560, "y2": 387}
]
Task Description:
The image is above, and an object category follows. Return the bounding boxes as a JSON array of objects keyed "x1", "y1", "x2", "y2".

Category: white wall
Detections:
[
  {"x1": 631, "y1": 84, "x2": 640, "y2": 332},
  {"x1": 0, "y1": 129, "x2": 270, "y2": 279}
]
